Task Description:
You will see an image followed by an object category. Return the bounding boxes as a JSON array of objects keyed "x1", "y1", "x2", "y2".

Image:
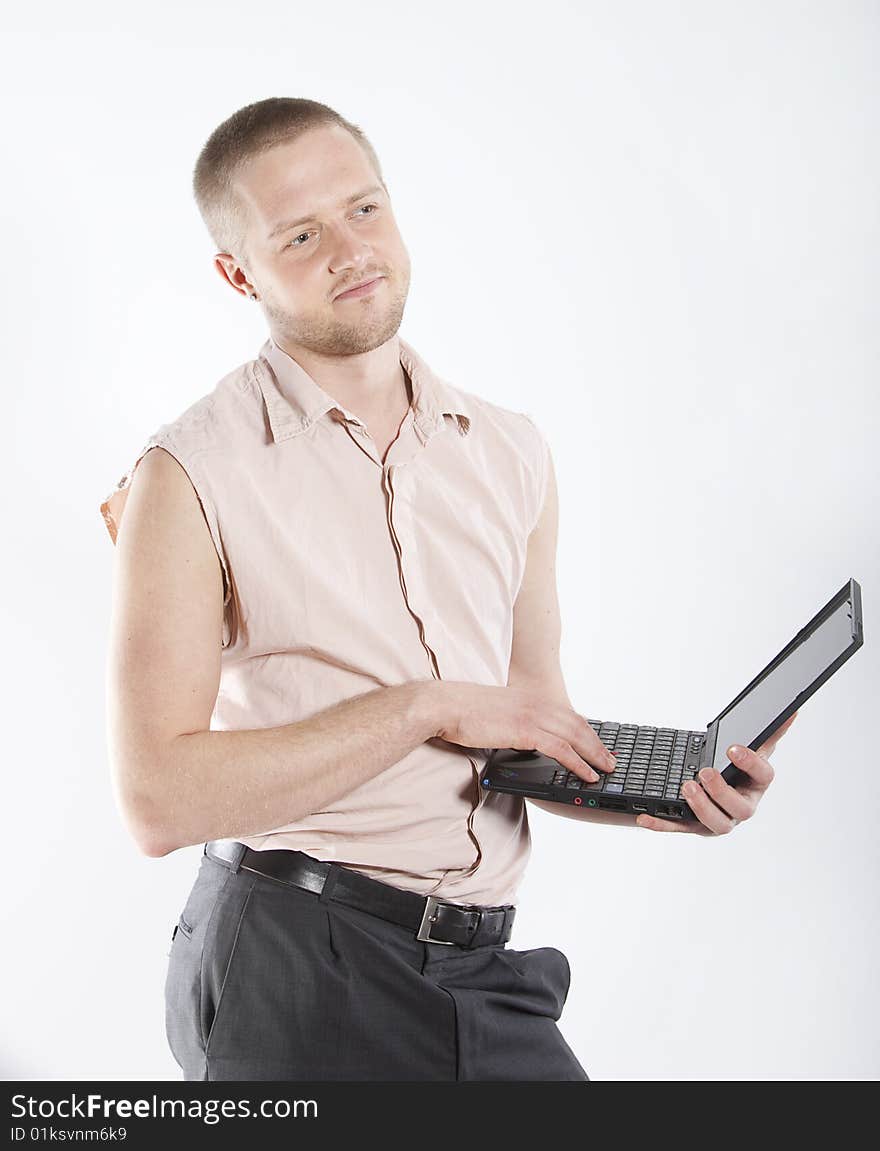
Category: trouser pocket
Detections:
[{"x1": 164, "y1": 855, "x2": 236, "y2": 1077}]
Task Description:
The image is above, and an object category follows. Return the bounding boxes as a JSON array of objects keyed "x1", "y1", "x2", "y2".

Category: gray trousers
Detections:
[{"x1": 164, "y1": 849, "x2": 589, "y2": 1081}]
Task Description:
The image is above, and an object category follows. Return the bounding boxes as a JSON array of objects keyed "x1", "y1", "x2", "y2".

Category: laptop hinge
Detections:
[{"x1": 701, "y1": 724, "x2": 719, "y2": 771}]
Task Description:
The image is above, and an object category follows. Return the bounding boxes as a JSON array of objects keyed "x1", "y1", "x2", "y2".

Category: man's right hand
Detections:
[{"x1": 431, "y1": 682, "x2": 616, "y2": 782}]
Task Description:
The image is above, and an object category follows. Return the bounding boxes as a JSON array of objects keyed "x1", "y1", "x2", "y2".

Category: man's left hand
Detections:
[{"x1": 635, "y1": 711, "x2": 799, "y2": 835}]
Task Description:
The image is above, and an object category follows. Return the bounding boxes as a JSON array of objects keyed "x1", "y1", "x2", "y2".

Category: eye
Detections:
[{"x1": 285, "y1": 205, "x2": 379, "y2": 249}]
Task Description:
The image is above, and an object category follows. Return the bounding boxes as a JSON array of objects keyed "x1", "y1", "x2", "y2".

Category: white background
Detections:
[{"x1": 3, "y1": 0, "x2": 877, "y2": 1081}]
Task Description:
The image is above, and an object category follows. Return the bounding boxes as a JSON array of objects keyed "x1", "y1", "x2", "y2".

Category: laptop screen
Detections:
[{"x1": 710, "y1": 587, "x2": 860, "y2": 772}]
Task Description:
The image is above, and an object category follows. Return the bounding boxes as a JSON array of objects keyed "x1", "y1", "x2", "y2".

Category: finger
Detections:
[
  {"x1": 694, "y1": 767, "x2": 755, "y2": 820},
  {"x1": 635, "y1": 812, "x2": 714, "y2": 835},
  {"x1": 724, "y1": 744, "x2": 775, "y2": 789},
  {"x1": 535, "y1": 732, "x2": 601, "y2": 782},
  {"x1": 577, "y1": 718, "x2": 616, "y2": 773},
  {"x1": 756, "y1": 712, "x2": 798, "y2": 757},
  {"x1": 574, "y1": 717, "x2": 618, "y2": 773},
  {"x1": 544, "y1": 708, "x2": 615, "y2": 774},
  {"x1": 681, "y1": 778, "x2": 738, "y2": 834}
]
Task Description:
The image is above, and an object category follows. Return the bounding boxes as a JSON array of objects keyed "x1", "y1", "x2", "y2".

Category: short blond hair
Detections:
[{"x1": 192, "y1": 97, "x2": 384, "y2": 263}]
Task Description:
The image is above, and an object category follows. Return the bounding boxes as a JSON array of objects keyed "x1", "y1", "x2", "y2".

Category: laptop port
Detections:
[
  {"x1": 655, "y1": 804, "x2": 670, "y2": 816},
  {"x1": 598, "y1": 798, "x2": 626, "y2": 811},
  {"x1": 632, "y1": 804, "x2": 648, "y2": 813}
]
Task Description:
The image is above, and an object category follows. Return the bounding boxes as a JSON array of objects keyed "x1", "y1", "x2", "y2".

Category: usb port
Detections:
[{"x1": 632, "y1": 804, "x2": 648, "y2": 813}]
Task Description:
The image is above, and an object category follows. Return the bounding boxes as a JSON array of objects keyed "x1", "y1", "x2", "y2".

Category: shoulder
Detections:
[
  {"x1": 445, "y1": 376, "x2": 549, "y2": 468},
  {"x1": 150, "y1": 357, "x2": 263, "y2": 458},
  {"x1": 100, "y1": 357, "x2": 260, "y2": 546},
  {"x1": 440, "y1": 374, "x2": 551, "y2": 534}
]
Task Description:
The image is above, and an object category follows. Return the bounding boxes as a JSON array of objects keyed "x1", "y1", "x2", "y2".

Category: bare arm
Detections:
[
  {"x1": 506, "y1": 442, "x2": 639, "y2": 828},
  {"x1": 105, "y1": 446, "x2": 441, "y2": 858}
]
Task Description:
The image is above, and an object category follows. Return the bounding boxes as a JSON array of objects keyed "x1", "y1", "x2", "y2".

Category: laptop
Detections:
[{"x1": 480, "y1": 577, "x2": 864, "y2": 822}]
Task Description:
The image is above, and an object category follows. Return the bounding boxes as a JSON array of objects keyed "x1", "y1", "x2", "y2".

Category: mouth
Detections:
[{"x1": 334, "y1": 276, "x2": 385, "y2": 301}]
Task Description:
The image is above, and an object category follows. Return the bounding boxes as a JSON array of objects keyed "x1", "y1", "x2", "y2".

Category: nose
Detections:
[{"x1": 327, "y1": 222, "x2": 374, "y2": 274}]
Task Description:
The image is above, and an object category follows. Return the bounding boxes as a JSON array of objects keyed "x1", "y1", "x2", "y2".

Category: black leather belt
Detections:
[{"x1": 204, "y1": 840, "x2": 515, "y2": 949}]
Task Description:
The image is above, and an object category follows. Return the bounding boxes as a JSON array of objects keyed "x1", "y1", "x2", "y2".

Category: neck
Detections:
[{"x1": 270, "y1": 333, "x2": 410, "y2": 423}]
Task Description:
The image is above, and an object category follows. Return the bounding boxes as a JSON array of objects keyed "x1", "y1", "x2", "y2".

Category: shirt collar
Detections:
[{"x1": 254, "y1": 334, "x2": 472, "y2": 446}]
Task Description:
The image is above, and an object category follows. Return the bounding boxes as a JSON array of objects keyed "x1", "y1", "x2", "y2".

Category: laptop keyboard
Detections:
[{"x1": 548, "y1": 721, "x2": 705, "y2": 802}]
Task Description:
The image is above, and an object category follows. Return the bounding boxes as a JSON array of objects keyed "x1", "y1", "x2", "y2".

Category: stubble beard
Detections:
[{"x1": 262, "y1": 270, "x2": 410, "y2": 357}]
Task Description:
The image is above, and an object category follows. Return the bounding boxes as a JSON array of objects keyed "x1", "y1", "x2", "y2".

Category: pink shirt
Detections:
[{"x1": 101, "y1": 335, "x2": 550, "y2": 905}]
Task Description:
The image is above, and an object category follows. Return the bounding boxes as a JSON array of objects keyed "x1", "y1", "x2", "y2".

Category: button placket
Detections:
[
  {"x1": 382, "y1": 463, "x2": 442, "y2": 680},
  {"x1": 333, "y1": 410, "x2": 381, "y2": 467},
  {"x1": 385, "y1": 439, "x2": 485, "y2": 875}
]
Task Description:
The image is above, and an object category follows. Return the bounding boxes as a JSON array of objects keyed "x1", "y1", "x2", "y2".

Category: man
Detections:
[{"x1": 100, "y1": 97, "x2": 796, "y2": 1082}]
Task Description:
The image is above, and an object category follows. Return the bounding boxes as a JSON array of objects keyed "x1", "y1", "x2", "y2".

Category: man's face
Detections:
[{"x1": 221, "y1": 124, "x2": 411, "y2": 357}]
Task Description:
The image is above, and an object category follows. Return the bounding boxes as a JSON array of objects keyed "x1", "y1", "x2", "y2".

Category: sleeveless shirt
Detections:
[{"x1": 100, "y1": 334, "x2": 550, "y2": 905}]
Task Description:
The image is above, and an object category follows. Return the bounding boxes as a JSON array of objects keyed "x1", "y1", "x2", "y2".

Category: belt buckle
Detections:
[{"x1": 416, "y1": 895, "x2": 457, "y2": 945}]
